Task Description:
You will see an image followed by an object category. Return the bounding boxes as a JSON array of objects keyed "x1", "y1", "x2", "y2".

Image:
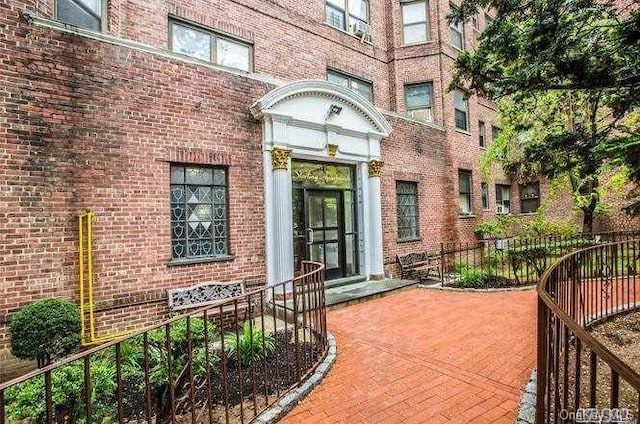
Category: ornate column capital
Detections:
[
  {"x1": 271, "y1": 147, "x2": 292, "y2": 171},
  {"x1": 368, "y1": 160, "x2": 384, "y2": 178}
]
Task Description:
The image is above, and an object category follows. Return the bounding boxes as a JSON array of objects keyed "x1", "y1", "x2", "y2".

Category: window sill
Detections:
[
  {"x1": 518, "y1": 212, "x2": 538, "y2": 216},
  {"x1": 397, "y1": 237, "x2": 422, "y2": 244},
  {"x1": 324, "y1": 22, "x2": 374, "y2": 45},
  {"x1": 167, "y1": 255, "x2": 235, "y2": 267},
  {"x1": 455, "y1": 128, "x2": 472, "y2": 136},
  {"x1": 459, "y1": 214, "x2": 476, "y2": 219},
  {"x1": 401, "y1": 40, "x2": 434, "y2": 47}
]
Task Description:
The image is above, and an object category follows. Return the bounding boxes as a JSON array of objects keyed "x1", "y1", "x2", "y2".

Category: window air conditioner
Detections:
[{"x1": 351, "y1": 22, "x2": 371, "y2": 41}]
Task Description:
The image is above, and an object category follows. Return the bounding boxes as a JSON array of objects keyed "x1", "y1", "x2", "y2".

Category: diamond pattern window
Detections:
[
  {"x1": 170, "y1": 165, "x2": 229, "y2": 261},
  {"x1": 56, "y1": 0, "x2": 104, "y2": 31},
  {"x1": 396, "y1": 181, "x2": 419, "y2": 240}
]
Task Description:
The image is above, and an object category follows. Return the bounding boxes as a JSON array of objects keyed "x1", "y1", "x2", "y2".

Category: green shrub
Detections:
[
  {"x1": 454, "y1": 265, "x2": 496, "y2": 288},
  {"x1": 520, "y1": 215, "x2": 580, "y2": 237},
  {"x1": 475, "y1": 215, "x2": 522, "y2": 239},
  {"x1": 9, "y1": 298, "x2": 81, "y2": 367},
  {"x1": 6, "y1": 355, "x2": 117, "y2": 423},
  {"x1": 225, "y1": 321, "x2": 275, "y2": 367}
]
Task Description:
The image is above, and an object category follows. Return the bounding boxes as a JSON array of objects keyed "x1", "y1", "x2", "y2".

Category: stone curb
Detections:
[
  {"x1": 253, "y1": 333, "x2": 337, "y2": 424},
  {"x1": 517, "y1": 369, "x2": 537, "y2": 424},
  {"x1": 418, "y1": 283, "x2": 537, "y2": 293}
]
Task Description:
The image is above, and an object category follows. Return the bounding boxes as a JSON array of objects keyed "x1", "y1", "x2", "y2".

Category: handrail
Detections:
[
  {"x1": 0, "y1": 261, "x2": 327, "y2": 424},
  {"x1": 536, "y1": 240, "x2": 640, "y2": 423}
]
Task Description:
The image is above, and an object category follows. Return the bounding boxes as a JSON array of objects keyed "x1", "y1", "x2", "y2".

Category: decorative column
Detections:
[
  {"x1": 368, "y1": 160, "x2": 385, "y2": 280},
  {"x1": 271, "y1": 147, "x2": 295, "y2": 287}
]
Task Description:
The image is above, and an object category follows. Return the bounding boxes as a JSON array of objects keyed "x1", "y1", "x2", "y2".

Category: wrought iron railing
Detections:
[
  {"x1": 537, "y1": 240, "x2": 640, "y2": 423},
  {"x1": 437, "y1": 230, "x2": 640, "y2": 288},
  {"x1": 0, "y1": 261, "x2": 327, "y2": 424}
]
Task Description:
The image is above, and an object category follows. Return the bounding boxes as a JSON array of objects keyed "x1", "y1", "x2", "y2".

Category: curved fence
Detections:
[
  {"x1": 536, "y1": 240, "x2": 640, "y2": 424},
  {"x1": 0, "y1": 261, "x2": 326, "y2": 424}
]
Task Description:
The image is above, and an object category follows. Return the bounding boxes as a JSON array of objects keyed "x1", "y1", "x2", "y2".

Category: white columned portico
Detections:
[{"x1": 251, "y1": 81, "x2": 392, "y2": 286}]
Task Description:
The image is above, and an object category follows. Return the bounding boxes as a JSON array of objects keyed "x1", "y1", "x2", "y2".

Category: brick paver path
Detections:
[{"x1": 282, "y1": 288, "x2": 537, "y2": 424}]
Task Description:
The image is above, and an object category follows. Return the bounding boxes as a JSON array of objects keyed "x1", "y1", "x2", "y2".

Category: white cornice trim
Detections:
[{"x1": 250, "y1": 80, "x2": 393, "y2": 137}]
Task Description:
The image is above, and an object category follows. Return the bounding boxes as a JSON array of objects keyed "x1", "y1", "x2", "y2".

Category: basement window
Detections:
[
  {"x1": 56, "y1": 0, "x2": 105, "y2": 32},
  {"x1": 170, "y1": 20, "x2": 253, "y2": 72}
]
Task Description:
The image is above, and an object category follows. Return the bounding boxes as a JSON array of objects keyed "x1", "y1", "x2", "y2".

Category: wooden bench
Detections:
[
  {"x1": 167, "y1": 280, "x2": 246, "y2": 311},
  {"x1": 397, "y1": 252, "x2": 442, "y2": 281}
]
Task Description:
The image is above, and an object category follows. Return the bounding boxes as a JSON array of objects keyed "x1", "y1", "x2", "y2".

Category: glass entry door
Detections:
[{"x1": 305, "y1": 190, "x2": 345, "y2": 280}]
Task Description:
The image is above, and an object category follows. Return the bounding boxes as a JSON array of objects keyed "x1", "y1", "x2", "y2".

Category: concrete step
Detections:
[{"x1": 325, "y1": 279, "x2": 418, "y2": 310}]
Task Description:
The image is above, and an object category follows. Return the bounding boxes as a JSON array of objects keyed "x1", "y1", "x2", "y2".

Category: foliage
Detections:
[
  {"x1": 224, "y1": 321, "x2": 275, "y2": 367},
  {"x1": 6, "y1": 317, "x2": 219, "y2": 423},
  {"x1": 454, "y1": 265, "x2": 497, "y2": 288},
  {"x1": 475, "y1": 214, "x2": 522, "y2": 239},
  {"x1": 449, "y1": 0, "x2": 640, "y2": 230},
  {"x1": 6, "y1": 355, "x2": 117, "y2": 423},
  {"x1": 9, "y1": 298, "x2": 81, "y2": 367},
  {"x1": 520, "y1": 214, "x2": 580, "y2": 238}
]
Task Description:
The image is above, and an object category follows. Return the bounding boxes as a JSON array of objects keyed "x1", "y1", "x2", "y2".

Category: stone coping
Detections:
[
  {"x1": 418, "y1": 282, "x2": 537, "y2": 293},
  {"x1": 253, "y1": 333, "x2": 337, "y2": 423},
  {"x1": 517, "y1": 369, "x2": 537, "y2": 424}
]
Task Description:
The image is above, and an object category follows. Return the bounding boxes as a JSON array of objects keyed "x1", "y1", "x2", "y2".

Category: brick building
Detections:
[{"x1": 0, "y1": 0, "x2": 635, "y2": 370}]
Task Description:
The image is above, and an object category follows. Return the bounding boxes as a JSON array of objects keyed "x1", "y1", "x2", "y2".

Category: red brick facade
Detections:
[{"x1": 0, "y1": 0, "x2": 637, "y2": 367}]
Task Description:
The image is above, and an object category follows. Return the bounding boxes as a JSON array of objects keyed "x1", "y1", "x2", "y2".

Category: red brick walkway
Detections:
[{"x1": 282, "y1": 288, "x2": 537, "y2": 424}]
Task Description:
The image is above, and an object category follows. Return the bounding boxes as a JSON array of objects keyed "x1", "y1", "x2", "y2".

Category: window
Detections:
[
  {"x1": 396, "y1": 182, "x2": 419, "y2": 240},
  {"x1": 450, "y1": 5, "x2": 465, "y2": 50},
  {"x1": 481, "y1": 182, "x2": 490, "y2": 210},
  {"x1": 454, "y1": 90, "x2": 468, "y2": 131},
  {"x1": 326, "y1": 0, "x2": 370, "y2": 33},
  {"x1": 404, "y1": 83, "x2": 433, "y2": 122},
  {"x1": 327, "y1": 70, "x2": 373, "y2": 102},
  {"x1": 496, "y1": 184, "x2": 511, "y2": 215},
  {"x1": 459, "y1": 170, "x2": 473, "y2": 215},
  {"x1": 170, "y1": 165, "x2": 229, "y2": 261},
  {"x1": 56, "y1": 0, "x2": 104, "y2": 31},
  {"x1": 170, "y1": 20, "x2": 252, "y2": 72},
  {"x1": 401, "y1": 1, "x2": 429, "y2": 44},
  {"x1": 520, "y1": 182, "x2": 541, "y2": 214},
  {"x1": 479, "y1": 121, "x2": 486, "y2": 148},
  {"x1": 471, "y1": 13, "x2": 479, "y2": 31},
  {"x1": 492, "y1": 125, "x2": 502, "y2": 142}
]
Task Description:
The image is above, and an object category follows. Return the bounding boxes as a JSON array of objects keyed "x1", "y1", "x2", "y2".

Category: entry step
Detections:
[{"x1": 325, "y1": 279, "x2": 417, "y2": 309}]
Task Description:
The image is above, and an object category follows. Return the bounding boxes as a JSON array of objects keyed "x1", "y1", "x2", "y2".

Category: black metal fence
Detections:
[
  {"x1": 537, "y1": 240, "x2": 640, "y2": 423},
  {"x1": 437, "y1": 231, "x2": 640, "y2": 288},
  {"x1": 0, "y1": 261, "x2": 327, "y2": 424}
]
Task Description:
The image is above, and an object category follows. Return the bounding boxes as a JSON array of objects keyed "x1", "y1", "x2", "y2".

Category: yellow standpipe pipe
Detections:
[{"x1": 79, "y1": 211, "x2": 129, "y2": 346}]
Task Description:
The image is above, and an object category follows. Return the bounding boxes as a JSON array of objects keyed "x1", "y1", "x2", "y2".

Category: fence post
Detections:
[
  {"x1": 536, "y1": 296, "x2": 548, "y2": 424},
  {"x1": 440, "y1": 243, "x2": 445, "y2": 283}
]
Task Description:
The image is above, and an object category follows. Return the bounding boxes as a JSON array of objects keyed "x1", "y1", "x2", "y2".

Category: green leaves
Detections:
[
  {"x1": 9, "y1": 298, "x2": 81, "y2": 366},
  {"x1": 224, "y1": 321, "x2": 275, "y2": 367}
]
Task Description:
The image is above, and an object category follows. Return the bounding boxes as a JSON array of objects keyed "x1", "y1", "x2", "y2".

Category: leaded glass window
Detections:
[
  {"x1": 396, "y1": 181, "x2": 419, "y2": 240},
  {"x1": 170, "y1": 165, "x2": 228, "y2": 260}
]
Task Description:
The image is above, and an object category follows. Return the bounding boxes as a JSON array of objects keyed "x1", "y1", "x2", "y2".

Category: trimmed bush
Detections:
[{"x1": 9, "y1": 298, "x2": 81, "y2": 367}]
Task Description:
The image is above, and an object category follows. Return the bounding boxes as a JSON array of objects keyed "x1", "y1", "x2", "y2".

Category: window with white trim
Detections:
[
  {"x1": 401, "y1": 1, "x2": 429, "y2": 44},
  {"x1": 496, "y1": 184, "x2": 511, "y2": 215},
  {"x1": 450, "y1": 5, "x2": 465, "y2": 50},
  {"x1": 459, "y1": 170, "x2": 473, "y2": 215},
  {"x1": 56, "y1": 0, "x2": 104, "y2": 31},
  {"x1": 454, "y1": 90, "x2": 468, "y2": 131},
  {"x1": 325, "y1": 0, "x2": 370, "y2": 34}
]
